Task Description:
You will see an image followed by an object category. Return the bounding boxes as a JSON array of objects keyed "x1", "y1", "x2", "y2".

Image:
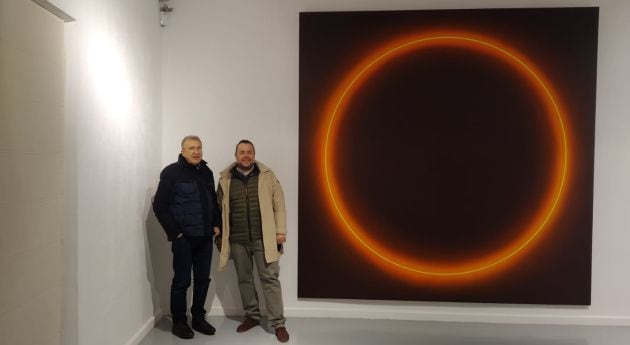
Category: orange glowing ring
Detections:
[{"x1": 320, "y1": 32, "x2": 570, "y2": 278}]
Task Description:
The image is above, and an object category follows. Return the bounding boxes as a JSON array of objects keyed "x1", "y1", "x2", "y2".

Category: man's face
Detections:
[
  {"x1": 235, "y1": 143, "x2": 255, "y2": 170},
  {"x1": 181, "y1": 139, "x2": 203, "y2": 165}
]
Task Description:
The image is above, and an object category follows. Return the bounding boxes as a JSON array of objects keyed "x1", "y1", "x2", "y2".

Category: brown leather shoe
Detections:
[
  {"x1": 236, "y1": 317, "x2": 259, "y2": 333},
  {"x1": 275, "y1": 327, "x2": 289, "y2": 343}
]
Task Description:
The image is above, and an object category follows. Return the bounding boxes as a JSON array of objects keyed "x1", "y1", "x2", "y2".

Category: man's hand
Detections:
[
  {"x1": 276, "y1": 234, "x2": 286, "y2": 244},
  {"x1": 213, "y1": 227, "x2": 222, "y2": 251}
]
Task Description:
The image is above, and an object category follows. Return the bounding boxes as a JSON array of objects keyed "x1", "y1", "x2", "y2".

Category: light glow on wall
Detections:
[{"x1": 87, "y1": 32, "x2": 131, "y2": 123}]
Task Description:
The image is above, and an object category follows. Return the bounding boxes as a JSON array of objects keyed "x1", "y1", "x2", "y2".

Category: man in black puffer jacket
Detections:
[{"x1": 153, "y1": 135, "x2": 221, "y2": 339}]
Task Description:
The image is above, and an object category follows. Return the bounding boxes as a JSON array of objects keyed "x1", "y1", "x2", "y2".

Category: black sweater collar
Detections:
[{"x1": 177, "y1": 154, "x2": 207, "y2": 170}]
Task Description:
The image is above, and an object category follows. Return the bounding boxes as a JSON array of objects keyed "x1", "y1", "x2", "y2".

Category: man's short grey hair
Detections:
[{"x1": 181, "y1": 135, "x2": 202, "y2": 148}]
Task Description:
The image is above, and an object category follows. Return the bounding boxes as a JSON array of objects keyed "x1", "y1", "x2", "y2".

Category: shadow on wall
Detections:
[
  {"x1": 208, "y1": 249, "x2": 243, "y2": 316},
  {"x1": 144, "y1": 190, "x2": 172, "y2": 319},
  {"x1": 143, "y1": 188, "x2": 243, "y2": 320}
]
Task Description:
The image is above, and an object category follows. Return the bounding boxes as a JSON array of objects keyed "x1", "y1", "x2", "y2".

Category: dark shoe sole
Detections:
[
  {"x1": 172, "y1": 330, "x2": 194, "y2": 339},
  {"x1": 192, "y1": 325, "x2": 215, "y2": 335}
]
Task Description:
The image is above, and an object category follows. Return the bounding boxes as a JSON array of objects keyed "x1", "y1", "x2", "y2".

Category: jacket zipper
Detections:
[{"x1": 245, "y1": 180, "x2": 251, "y2": 241}]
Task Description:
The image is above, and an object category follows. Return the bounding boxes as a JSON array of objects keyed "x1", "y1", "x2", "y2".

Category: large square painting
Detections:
[{"x1": 298, "y1": 7, "x2": 598, "y2": 304}]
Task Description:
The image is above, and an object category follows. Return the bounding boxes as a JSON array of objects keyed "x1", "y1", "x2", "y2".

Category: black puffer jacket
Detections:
[{"x1": 153, "y1": 154, "x2": 221, "y2": 241}]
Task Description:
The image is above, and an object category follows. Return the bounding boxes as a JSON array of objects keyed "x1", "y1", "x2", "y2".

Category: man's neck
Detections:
[{"x1": 236, "y1": 165, "x2": 254, "y2": 176}]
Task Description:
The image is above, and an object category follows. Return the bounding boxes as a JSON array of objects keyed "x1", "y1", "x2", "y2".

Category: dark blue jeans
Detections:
[{"x1": 170, "y1": 236, "x2": 213, "y2": 322}]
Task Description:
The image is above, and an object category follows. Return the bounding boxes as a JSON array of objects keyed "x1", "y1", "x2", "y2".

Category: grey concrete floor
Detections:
[{"x1": 138, "y1": 315, "x2": 630, "y2": 345}]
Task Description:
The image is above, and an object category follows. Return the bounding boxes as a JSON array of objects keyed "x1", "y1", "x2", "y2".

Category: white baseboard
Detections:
[
  {"x1": 286, "y1": 307, "x2": 630, "y2": 326},
  {"x1": 209, "y1": 305, "x2": 630, "y2": 326},
  {"x1": 124, "y1": 310, "x2": 164, "y2": 345}
]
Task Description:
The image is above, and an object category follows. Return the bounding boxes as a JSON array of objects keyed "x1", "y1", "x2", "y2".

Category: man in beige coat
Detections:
[{"x1": 216, "y1": 139, "x2": 289, "y2": 343}]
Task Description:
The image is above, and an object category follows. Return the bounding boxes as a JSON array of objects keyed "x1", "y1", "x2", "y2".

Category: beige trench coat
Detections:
[{"x1": 216, "y1": 161, "x2": 287, "y2": 270}]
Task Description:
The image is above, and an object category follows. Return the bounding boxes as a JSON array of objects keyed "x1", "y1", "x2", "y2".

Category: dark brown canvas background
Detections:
[{"x1": 298, "y1": 7, "x2": 598, "y2": 305}]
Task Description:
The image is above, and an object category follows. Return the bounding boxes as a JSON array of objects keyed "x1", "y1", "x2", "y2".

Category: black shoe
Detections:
[
  {"x1": 172, "y1": 321, "x2": 194, "y2": 339},
  {"x1": 192, "y1": 317, "x2": 216, "y2": 335}
]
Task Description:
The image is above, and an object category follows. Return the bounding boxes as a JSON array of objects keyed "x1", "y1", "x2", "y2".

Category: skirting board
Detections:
[
  {"x1": 208, "y1": 306, "x2": 630, "y2": 326},
  {"x1": 124, "y1": 311, "x2": 163, "y2": 345}
]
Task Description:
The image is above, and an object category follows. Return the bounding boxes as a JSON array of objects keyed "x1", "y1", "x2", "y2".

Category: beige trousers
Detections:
[{"x1": 230, "y1": 239, "x2": 286, "y2": 329}]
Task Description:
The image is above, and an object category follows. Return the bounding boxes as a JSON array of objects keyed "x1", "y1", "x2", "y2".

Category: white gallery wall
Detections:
[
  {"x1": 161, "y1": 0, "x2": 630, "y2": 326},
  {"x1": 48, "y1": 0, "x2": 163, "y2": 345}
]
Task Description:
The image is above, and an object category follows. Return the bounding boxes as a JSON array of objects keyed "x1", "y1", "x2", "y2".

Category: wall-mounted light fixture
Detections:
[{"x1": 159, "y1": 0, "x2": 173, "y2": 27}]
